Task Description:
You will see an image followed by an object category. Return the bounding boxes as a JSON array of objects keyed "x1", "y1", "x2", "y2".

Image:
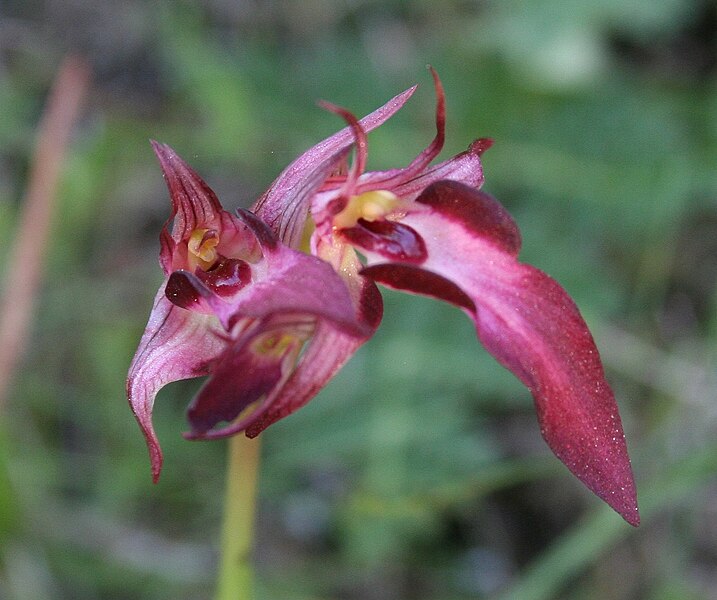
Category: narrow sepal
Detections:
[{"x1": 151, "y1": 141, "x2": 222, "y2": 241}]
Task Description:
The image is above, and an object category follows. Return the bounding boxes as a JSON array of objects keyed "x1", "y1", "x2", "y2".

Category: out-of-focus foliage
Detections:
[{"x1": 1, "y1": 1, "x2": 716, "y2": 598}]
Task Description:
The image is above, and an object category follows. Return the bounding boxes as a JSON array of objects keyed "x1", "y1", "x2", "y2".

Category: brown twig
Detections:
[{"x1": 0, "y1": 55, "x2": 90, "y2": 408}]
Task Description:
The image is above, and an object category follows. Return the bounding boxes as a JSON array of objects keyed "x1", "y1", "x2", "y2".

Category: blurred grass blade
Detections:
[{"x1": 0, "y1": 55, "x2": 90, "y2": 407}]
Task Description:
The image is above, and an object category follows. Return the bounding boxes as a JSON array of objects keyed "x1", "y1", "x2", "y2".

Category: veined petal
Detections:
[
  {"x1": 126, "y1": 289, "x2": 228, "y2": 481},
  {"x1": 151, "y1": 141, "x2": 222, "y2": 242},
  {"x1": 244, "y1": 266, "x2": 383, "y2": 437},
  {"x1": 358, "y1": 138, "x2": 491, "y2": 201},
  {"x1": 253, "y1": 86, "x2": 417, "y2": 245},
  {"x1": 198, "y1": 285, "x2": 382, "y2": 440},
  {"x1": 359, "y1": 181, "x2": 639, "y2": 526}
]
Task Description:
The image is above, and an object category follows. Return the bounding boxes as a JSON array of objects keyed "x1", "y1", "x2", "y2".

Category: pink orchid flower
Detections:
[
  {"x1": 250, "y1": 71, "x2": 639, "y2": 526},
  {"x1": 127, "y1": 142, "x2": 371, "y2": 482}
]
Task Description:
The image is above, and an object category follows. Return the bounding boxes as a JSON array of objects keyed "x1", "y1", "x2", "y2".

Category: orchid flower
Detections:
[
  {"x1": 127, "y1": 142, "x2": 370, "y2": 482},
  {"x1": 251, "y1": 71, "x2": 639, "y2": 526}
]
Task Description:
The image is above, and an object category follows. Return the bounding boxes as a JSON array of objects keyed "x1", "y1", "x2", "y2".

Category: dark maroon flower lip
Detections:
[
  {"x1": 195, "y1": 258, "x2": 252, "y2": 297},
  {"x1": 340, "y1": 219, "x2": 428, "y2": 264}
]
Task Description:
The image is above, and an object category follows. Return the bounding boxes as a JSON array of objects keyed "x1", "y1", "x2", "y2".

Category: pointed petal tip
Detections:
[
  {"x1": 624, "y1": 505, "x2": 640, "y2": 527},
  {"x1": 548, "y1": 428, "x2": 640, "y2": 526},
  {"x1": 608, "y1": 495, "x2": 640, "y2": 527},
  {"x1": 607, "y1": 482, "x2": 640, "y2": 527},
  {"x1": 136, "y1": 406, "x2": 164, "y2": 484},
  {"x1": 150, "y1": 139, "x2": 172, "y2": 159},
  {"x1": 127, "y1": 375, "x2": 164, "y2": 484}
]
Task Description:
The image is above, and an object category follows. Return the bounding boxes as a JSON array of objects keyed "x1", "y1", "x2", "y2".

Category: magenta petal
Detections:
[
  {"x1": 193, "y1": 275, "x2": 383, "y2": 440},
  {"x1": 151, "y1": 141, "x2": 222, "y2": 242},
  {"x1": 240, "y1": 246, "x2": 371, "y2": 337},
  {"x1": 126, "y1": 289, "x2": 228, "y2": 481},
  {"x1": 472, "y1": 264, "x2": 639, "y2": 526},
  {"x1": 244, "y1": 322, "x2": 366, "y2": 437},
  {"x1": 358, "y1": 184, "x2": 639, "y2": 525},
  {"x1": 244, "y1": 278, "x2": 383, "y2": 436},
  {"x1": 253, "y1": 86, "x2": 416, "y2": 245},
  {"x1": 195, "y1": 320, "x2": 371, "y2": 440}
]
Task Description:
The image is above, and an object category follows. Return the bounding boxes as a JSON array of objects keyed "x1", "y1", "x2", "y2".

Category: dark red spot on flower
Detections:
[
  {"x1": 165, "y1": 270, "x2": 213, "y2": 310},
  {"x1": 341, "y1": 219, "x2": 427, "y2": 263},
  {"x1": 196, "y1": 258, "x2": 252, "y2": 297}
]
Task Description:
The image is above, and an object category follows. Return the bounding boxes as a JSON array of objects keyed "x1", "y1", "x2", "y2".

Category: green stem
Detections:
[{"x1": 215, "y1": 434, "x2": 261, "y2": 600}]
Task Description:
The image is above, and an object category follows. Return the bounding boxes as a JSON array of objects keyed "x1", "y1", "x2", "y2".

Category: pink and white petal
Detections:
[
  {"x1": 151, "y1": 141, "x2": 223, "y2": 242},
  {"x1": 359, "y1": 183, "x2": 639, "y2": 525},
  {"x1": 253, "y1": 86, "x2": 417, "y2": 245},
  {"x1": 127, "y1": 288, "x2": 228, "y2": 481}
]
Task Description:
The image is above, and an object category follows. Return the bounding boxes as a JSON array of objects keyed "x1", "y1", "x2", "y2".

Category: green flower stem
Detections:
[{"x1": 215, "y1": 434, "x2": 261, "y2": 600}]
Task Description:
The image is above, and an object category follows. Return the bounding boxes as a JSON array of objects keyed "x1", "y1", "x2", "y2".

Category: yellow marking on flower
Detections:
[
  {"x1": 333, "y1": 190, "x2": 399, "y2": 229},
  {"x1": 254, "y1": 332, "x2": 297, "y2": 357},
  {"x1": 187, "y1": 228, "x2": 219, "y2": 271},
  {"x1": 299, "y1": 217, "x2": 316, "y2": 254}
]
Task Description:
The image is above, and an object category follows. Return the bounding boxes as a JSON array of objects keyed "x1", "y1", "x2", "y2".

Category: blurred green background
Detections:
[{"x1": 1, "y1": 1, "x2": 717, "y2": 598}]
